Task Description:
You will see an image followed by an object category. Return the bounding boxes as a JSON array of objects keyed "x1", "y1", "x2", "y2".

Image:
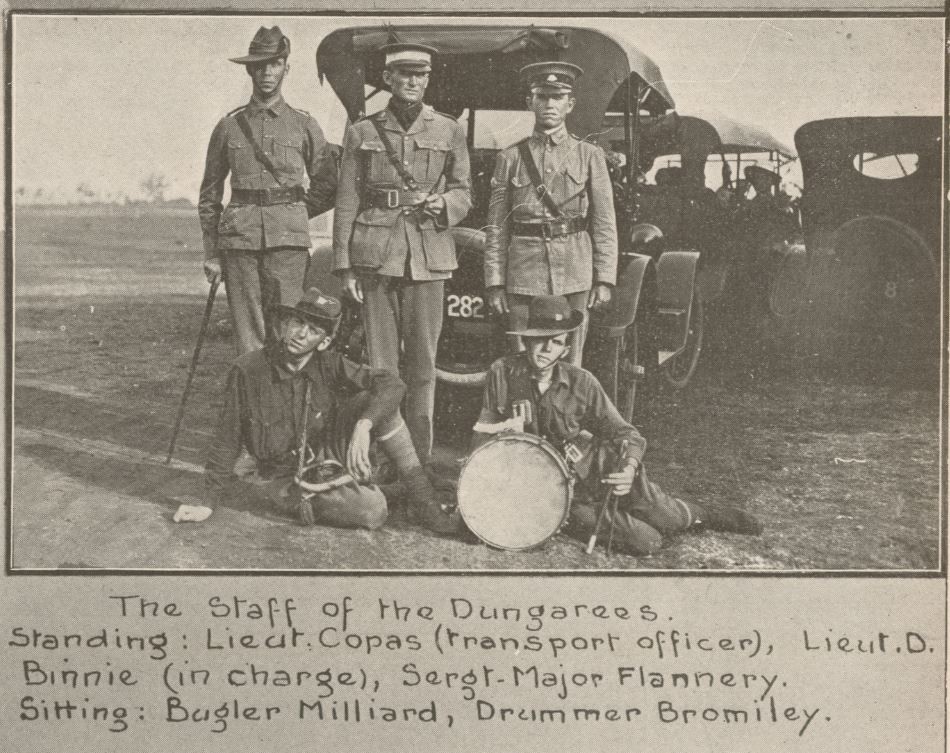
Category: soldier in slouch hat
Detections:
[{"x1": 199, "y1": 26, "x2": 339, "y2": 355}]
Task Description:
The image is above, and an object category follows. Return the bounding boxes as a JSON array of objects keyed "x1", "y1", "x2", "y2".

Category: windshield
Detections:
[
  {"x1": 465, "y1": 110, "x2": 535, "y2": 149},
  {"x1": 645, "y1": 152, "x2": 779, "y2": 192}
]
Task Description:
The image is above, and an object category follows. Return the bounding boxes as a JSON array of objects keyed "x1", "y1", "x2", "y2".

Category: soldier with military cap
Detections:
[
  {"x1": 174, "y1": 287, "x2": 459, "y2": 535},
  {"x1": 199, "y1": 26, "x2": 339, "y2": 356},
  {"x1": 485, "y1": 61, "x2": 618, "y2": 367},
  {"x1": 333, "y1": 41, "x2": 472, "y2": 463}
]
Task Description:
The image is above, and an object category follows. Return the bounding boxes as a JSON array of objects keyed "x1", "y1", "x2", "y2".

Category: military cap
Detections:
[
  {"x1": 380, "y1": 42, "x2": 437, "y2": 72},
  {"x1": 507, "y1": 295, "x2": 585, "y2": 338},
  {"x1": 275, "y1": 288, "x2": 343, "y2": 333},
  {"x1": 230, "y1": 26, "x2": 290, "y2": 64},
  {"x1": 520, "y1": 61, "x2": 584, "y2": 93}
]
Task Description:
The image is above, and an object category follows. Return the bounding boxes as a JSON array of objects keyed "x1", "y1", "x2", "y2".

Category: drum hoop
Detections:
[{"x1": 458, "y1": 432, "x2": 572, "y2": 550}]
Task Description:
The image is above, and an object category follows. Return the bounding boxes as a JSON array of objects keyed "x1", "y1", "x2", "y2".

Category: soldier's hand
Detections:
[
  {"x1": 487, "y1": 286, "x2": 509, "y2": 316},
  {"x1": 422, "y1": 194, "x2": 446, "y2": 217},
  {"x1": 203, "y1": 259, "x2": 222, "y2": 285},
  {"x1": 342, "y1": 270, "x2": 364, "y2": 304},
  {"x1": 587, "y1": 283, "x2": 612, "y2": 310},
  {"x1": 347, "y1": 419, "x2": 373, "y2": 483},
  {"x1": 602, "y1": 462, "x2": 638, "y2": 496}
]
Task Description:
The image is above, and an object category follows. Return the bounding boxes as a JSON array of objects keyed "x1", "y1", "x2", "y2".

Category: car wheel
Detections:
[{"x1": 591, "y1": 322, "x2": 643, "y2": 424}]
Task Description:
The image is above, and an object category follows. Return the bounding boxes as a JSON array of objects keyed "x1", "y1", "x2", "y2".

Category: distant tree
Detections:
[
  {"x1": 140, "y1": 173, "x2": 170, "y2": 203},
  {"x1": 76, "y1": 182, "x2": 96, "y2": 201},
  {"x1": 15, "y1": 186, "x2": 26, "y2": 203}
]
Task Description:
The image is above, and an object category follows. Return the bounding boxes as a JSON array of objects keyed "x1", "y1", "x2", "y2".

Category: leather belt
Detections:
[
  {"x1": 257, "y1": 455, "x2": 296, "y2": 480},
  {"x1": 512, "y1": 217, "x2": 587, "y2": 238},
  {"x1": 232, "y1": 186, "x2": 305, "y2": 206},
  {"x1": 369, "y1": 187, "x2": 431, "y2": 209}
]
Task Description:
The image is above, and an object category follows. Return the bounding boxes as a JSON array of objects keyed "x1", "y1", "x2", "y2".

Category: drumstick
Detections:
[
  {"x1": 585, "y1": 485, "x2": 615, "y2": 554},
  {"x1": 585, "y1": 440, "x2": 629, "y2": 555},
  {"x1": 606, "y1": 491, "x2": 620, "y2": 556}
]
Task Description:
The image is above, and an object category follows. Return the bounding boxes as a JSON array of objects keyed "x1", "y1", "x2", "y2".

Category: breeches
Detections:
[
  {"x1": 572, "y1": 438, "x2": 694, "y2": 555},
  {"x1": 222, "y1": 247, "x2": 309, "y2": 355},
  {"x1": 360, "y1": 274, "x2": 444, "y2": 461},
  {"x1": 232, "y1": 393, "x2": 398, "y2": 530}
]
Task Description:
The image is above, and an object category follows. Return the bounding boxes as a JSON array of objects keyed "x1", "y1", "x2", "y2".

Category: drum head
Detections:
[{"x1": 458, "y1": 433, "x2": 571, "y2": 550}]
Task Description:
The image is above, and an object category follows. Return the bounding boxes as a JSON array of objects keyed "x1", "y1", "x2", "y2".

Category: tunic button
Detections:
[{"x1": 403, "y1": 160, "x2": 410, "y2": 166}]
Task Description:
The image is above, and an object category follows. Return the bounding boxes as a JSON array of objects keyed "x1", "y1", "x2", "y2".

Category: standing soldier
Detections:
[
  {"x1": 485, "y1": 62, "x2": 617, "y2": 366},
  {"x1": 333, "y1": 43, "x2": 472, "y2": 462},
  {"x1": 199, "y1": 26, "x2": 338, "y2": 355}
]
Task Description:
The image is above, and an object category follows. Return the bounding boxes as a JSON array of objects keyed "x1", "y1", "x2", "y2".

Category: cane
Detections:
[
  {"x1": 165, "y1": 277, "x2": 220, "y2": 464},
  {"x1": 585, "y1": 440, "x2": 629, "y2": 554}
]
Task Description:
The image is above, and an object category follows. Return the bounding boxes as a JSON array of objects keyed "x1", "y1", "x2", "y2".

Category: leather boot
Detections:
[
  {"x1": 694, "y1": 505, "x2": 764, "y2": 535},
  {"x1": 403, "y1": 466, "x2": 464, "y2": 535}
]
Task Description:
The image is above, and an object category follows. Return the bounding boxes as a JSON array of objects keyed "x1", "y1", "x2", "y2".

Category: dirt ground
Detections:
[{"x1": 10, "y1": 207, "x2": 943, "y2": 571}]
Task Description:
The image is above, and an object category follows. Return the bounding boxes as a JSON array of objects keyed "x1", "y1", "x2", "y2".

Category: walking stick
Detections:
[
  {"x1": 585, "y1": 440, "x2": 629, "y2": 554},
  {"x1": 165, "y1": 277, "x2": 220, "y2": 464}
]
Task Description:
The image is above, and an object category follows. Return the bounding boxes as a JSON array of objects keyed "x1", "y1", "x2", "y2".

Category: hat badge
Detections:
[{"x1": 547, "y1": 74, "x2": 558, "y2": 82}]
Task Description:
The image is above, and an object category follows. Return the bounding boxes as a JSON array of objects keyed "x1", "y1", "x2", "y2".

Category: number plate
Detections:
[{"x1": 445, "y1": 294, "x2": 486, "y2": 319}]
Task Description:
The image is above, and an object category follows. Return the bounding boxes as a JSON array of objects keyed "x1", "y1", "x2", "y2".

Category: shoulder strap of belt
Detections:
[
  {"x1": 369, "y1": 117, "x2": 418, "y2": 190},
  {"x1": 517, "y1": 139, "x2": 562, "y2": 218},
  {"x1": 296, "y1": 380, "x2": 312, "y2": 479},
  {"x1": 235, "y1": 110, "x2": 286, "y2": 186}
]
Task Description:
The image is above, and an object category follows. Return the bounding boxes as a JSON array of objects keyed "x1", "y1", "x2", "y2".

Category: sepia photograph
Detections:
[{"x1": 9, "y1": 14, "x2": 945, "y2": 572}]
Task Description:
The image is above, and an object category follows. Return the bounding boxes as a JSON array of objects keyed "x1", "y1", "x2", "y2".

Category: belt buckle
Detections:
[
  {"x1": 541, "y1": 222, "x2": 552, "y2": 240},
  {"x1": 262, "y1": 188, "x2": 275, "y2": 205},
  {"x1": 386, "y1": 189, "x2": 400, "y2": 209}
]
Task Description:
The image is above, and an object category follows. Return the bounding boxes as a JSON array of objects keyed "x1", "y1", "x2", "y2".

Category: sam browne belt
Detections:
[
  {"x1": 231, "y1": 186, "x2": 305, "y2": 206},
  {"x1": 512, "y1": 216, "x2": 587, "y2": 238},
  {"x1": 368, "y1": 187, "x2": 432, "y2": 209}
]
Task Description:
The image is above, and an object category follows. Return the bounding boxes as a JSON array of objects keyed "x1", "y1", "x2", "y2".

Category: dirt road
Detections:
[{"x1": 10, "y1": 208, "x2": 942, "y2": 570}]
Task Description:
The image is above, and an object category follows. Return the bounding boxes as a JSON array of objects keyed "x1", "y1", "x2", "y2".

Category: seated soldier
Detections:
[
  {"x1": 173, "y1": 287, "x2": 460, "y2": 534},
  {"x1": 470, "y1": 295, "x2": 762, "y2": 556}
]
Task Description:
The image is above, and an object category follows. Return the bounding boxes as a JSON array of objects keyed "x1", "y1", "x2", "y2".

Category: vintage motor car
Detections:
[
  {"x1": 314, "y1": 25, "x2": 703, "y2": 420},
  {"x1": 604, "y1": 109, "x2": 803, "y2": 376},
  {"x1": 793, "y1": 117, "x2": 941, "y2": 363}
]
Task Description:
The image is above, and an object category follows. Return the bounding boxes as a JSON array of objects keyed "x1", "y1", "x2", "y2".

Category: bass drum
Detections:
[{"x1": 457, "y1": 432, "x2": 572, "y2": 550}]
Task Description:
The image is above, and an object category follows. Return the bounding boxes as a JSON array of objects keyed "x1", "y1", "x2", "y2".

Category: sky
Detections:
[{"x1": 11, "y1": 15, "x2": 944, "y2": 202}]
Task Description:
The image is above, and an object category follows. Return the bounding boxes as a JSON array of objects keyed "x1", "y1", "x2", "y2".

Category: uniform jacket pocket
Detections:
[
  {"x1": 357, "y1": 140, "x2": 389, "y2": 183},
  {"x1": 414, "y1": 137, "x2": 450, "y2": 182}
]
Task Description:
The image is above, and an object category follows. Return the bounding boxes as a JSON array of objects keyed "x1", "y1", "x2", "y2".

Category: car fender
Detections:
[
  {"x1": 655, "y1": 250, "x2": 700, "y2": 362},
  {"x1": 435, "y1": 227, "x2": 494, "y2": 388},
  {"x1": 589, "y1": 252, "x2": 653, "y2": 336}
]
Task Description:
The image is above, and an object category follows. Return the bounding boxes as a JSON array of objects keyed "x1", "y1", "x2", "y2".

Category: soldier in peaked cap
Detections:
[
  {"x1": 198, "y1": 26, "x2": 339, "y2": 356},
  {"x1": 332, "y1": 40, "x2": 472, "y2": 465},
  {"x1": 469, "y1": 295, "x2": 763, "y2": 556},
  {"x1": 174, "y1": 287, "x2": 458, "y2": 535},
  {"x1": 484, "y1": 61, "x2": 618, "y2": 368}
]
